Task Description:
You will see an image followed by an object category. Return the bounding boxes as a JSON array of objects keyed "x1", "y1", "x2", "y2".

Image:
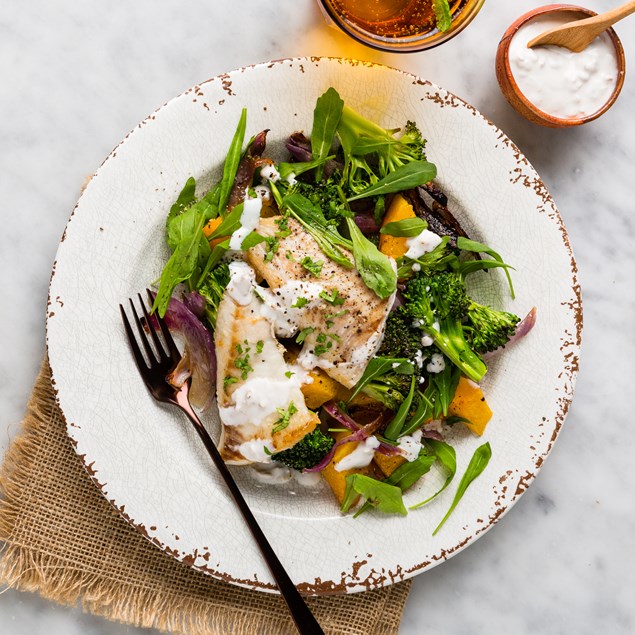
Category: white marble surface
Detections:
[{"x1": 0, "y1": 0, "x2": 633, "y2": 633}]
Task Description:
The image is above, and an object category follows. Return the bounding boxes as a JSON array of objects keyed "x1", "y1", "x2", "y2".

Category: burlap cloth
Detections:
[{"x1": 0, "y1": 359, "x2": 411, "y2": 634}]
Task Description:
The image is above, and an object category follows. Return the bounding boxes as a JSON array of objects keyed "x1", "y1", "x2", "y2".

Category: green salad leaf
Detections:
[
  {"x1": 311, "y1": 87, "x2": 344, "y2": 182},
  {"x1": 346, "y1": 216, "x2": 397, "y2": 299},
  {"x1": 341, "y1": 474, "x2": 407, "y2": 516},
  {"x1": 410, "y1": 440, "x2": 457, "y2": 509},
  {"x1": 380, "y1": 217, "x2": 428, "y2": 237},
  {"x1": 153, "y1": 204, "x2": 210, "y2": 316},
  {"x1": 354, "y1": 453, "x2": 437, "y2": 518},
  {"x1": 384, "y1": 375, "x2": 416, "y2": 440},
  {"x1": 347, "y1": 160, "x2": 437, "y2": 201},
  {"x1": 217, "y1": 108, "x2": 247, "y2": 215},
  {"x1": 166, "y1": 177, "x2": 197, "y2": 234},
  {"x1": 457, "y1": 237, "x2": 515, "y2": 298},
  {"x1": 433, "y1": 442, "x2": 492, "y2": 535},
  {"x1": 278, "y1": 155, "x2": 335, "y2": 181}
]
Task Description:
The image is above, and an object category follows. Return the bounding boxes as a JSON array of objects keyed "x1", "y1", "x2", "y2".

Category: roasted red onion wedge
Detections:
[
  {"x1": 149, "y1": 294, "x2": 216, "y2": 411},
  {"x1": 483, "y1": 307, "x2": 537, "y2": 359}
]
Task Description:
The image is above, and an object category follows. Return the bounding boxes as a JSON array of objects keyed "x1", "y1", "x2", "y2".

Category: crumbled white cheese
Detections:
[
  {"x1": 397, "y1": 429, "x2": 423, "y2": 462},
  {"x1": 425, "y1": 419, "x2": 444, "y2": 435},
  {"x1": 253, "y1": 184, "x2": 271, "y2": 200},
  {"x1": 420, "y1": 333, "x2": 434, "y2": 347},
  {"x1": 411, "y1": 263, "x2": 421, "y2": 272},
  {"x1": 413, "y1": 350, "x2": 425, "y2": 369},
  {"x1": 426, "y1": 353, "x2": 446, "y2": 374},
  {"x1": 260, "y1": 163, "x2": 281, "y2": 183},
  {"x1": 285, "y1": 172, "x2": 298, "y2": 186},
  {"x1": 405, "y1": 229, "x2": 443, "y2": 259}
]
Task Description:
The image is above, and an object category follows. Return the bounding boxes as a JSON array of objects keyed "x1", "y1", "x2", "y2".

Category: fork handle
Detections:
[{"x1": 174, "y1": 387, "x2": 325, "y2": 635}]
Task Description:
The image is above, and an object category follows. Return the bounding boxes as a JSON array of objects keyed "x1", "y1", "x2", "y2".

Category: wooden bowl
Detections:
[{"x1": 496, "y1": 4, "x2": 626, "y2": 127}]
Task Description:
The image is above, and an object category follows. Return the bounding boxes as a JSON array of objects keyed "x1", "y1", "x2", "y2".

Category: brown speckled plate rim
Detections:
[{"x1": 46, "y1": 56, "x2": 583, "y2": 595}]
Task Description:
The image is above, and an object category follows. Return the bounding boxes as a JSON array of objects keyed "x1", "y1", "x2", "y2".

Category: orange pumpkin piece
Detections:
[
  {"x1": 300, "y1": 368, "x2": 379, "y2": 409},
  {"x1": 301, "y1": 370, "x2": 341, "y2": 409},
  {"x1": 373, "y1": 452, "x2": 406, "y2": 477},
  {"x1": 322, "y1": 431, "x2": 373, "y2": 505},
  {"x1": 448, "y1": 376, "x2": 493, "y2": 436},
  {"x1": 202, "y1": 217, "x2": 226, "y2": 249},
  {"x1": 378, "y1": 194, "x2": 417, "y2": 259}
]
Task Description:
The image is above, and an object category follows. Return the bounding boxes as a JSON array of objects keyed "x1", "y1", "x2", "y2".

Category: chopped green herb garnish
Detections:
[
  {"x1": 325, "y1": 308, "x2": 349, "y2": 329},
  {"x1": 264, "y1": 236, "x2": 279, "y2": 261},
  {"x1": 234, "y1": 339, "x2": 253, "y2": 379},
  {"x1": 285, "y1": 370, "x2": 295, "y2": 379},
  {"x1": 276, "y1": 215, "x2": 291, "y2": 236},
  {"x1": 319, "y1": 289, "x2": 345, "y2": 305},
  {"x1": 300, "y1": 256, "x2": 324, "y2": 277},
  {"x1": 325, "y1": 309, "x2": 349, "y2": 321},
  {"x1": 256, "y1": 340, "x2": 264, "y2": 354},
  {"x1": 272, "y1": 401, "x2": 298, "y2": 434},
  {"x1": 292, "y1": 297, "x2": 309, "y2": 308},
  {"x1": 296, "y1": 327, "x2": 315, "y2": 344},
  {"x1": 223, "y1": 376, "x2": 238, "y2": 389},
  {"x1": 314, "y1": 333, "x2": 333, "y2": 355}
]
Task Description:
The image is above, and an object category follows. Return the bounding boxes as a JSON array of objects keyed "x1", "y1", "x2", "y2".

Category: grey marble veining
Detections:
[{"x1": 1, "y1": 0, "x2": 634, "y2": 633}]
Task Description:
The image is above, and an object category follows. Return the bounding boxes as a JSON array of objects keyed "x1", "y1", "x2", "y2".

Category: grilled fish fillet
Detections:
[
  {"x1": 215, "y1": 282, "x2": 319, "y2": 465},
  {"x1": 245, "y1": 216, "x2": 394, "y2": 388}
]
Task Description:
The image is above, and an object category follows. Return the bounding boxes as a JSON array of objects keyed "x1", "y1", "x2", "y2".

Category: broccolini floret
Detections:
[
  {"x1": 362, "y1": 371, "x2": 415, "y2": 411},
  {"x1": 404, "y1": 273, "x2": 487, "y2": 383},
  {"x1": 464, "y1": 303, "x2": 520, "y2": 353},
  {"x1": 377, "y1": 308, "x2": 422, "y2": 360},
  {"x1": 291, "y1": 174, "x2": 343, "y2": 221},
  {"x1": 197, "y1": 263, "x2": 230, "y2": 328},
  {"x1": 336, "y1": 106, "x2": 427, "y2": 195},
  {"x1": 273, "y1": 427, "x2": 335, "y2": 471}
]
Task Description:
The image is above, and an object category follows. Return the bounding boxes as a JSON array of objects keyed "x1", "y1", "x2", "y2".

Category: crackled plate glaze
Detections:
[{"x1": 47, "y1": 58, "x2": 582, "y2": 594}]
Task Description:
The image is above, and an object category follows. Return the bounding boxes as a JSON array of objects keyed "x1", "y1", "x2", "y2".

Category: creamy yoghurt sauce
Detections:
[
  {"x1": 334, "y1": 436, "x2": 380, "y2": 472},
  {"x1": 508, "y1": 14, "x2": 619, "y2": 120},
  {"x1": 229, "y1": 195, "x2": 263, "y2": 250}
]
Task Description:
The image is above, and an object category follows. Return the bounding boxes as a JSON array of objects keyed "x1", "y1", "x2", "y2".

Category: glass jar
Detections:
[{"x1": 317, "y1": 0, "x2": 486, "y2": 52}]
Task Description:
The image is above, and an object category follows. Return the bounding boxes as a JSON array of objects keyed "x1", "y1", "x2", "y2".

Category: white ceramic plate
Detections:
[{"x1": 47, "y1": 58, "x2": 582, "y2": 594}]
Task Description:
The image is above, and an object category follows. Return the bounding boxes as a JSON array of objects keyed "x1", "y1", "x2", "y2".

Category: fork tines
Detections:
[{"x1": 119, "y1": 290, "x2": 179, "y2": 374}]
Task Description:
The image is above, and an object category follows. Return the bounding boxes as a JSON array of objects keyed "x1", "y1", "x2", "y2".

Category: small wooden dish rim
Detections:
[{"x1": 497, "y1": 4, "x2": 626, "y2": 126}]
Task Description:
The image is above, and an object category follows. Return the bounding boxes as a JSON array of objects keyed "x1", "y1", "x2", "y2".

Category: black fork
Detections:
[{"x1": 120, "y1": 291, "x2": 324, "y2": 635}]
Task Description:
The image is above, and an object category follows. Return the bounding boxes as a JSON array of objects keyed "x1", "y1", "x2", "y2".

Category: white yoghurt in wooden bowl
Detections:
[
  {"x1": 496, "y1": 6, "x2": 626, "y2": 127},
  {"x1": 509, "y1": 14, "x2": 619, "y2": 119}
]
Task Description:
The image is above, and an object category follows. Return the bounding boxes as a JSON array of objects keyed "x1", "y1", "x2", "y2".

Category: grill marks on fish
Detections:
[{"x1": 214, "y1": 291, "x2": 318, "y2": 465}]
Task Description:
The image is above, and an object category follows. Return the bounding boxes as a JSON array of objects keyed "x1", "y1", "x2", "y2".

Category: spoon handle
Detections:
[
  {"x1": 528, "y1": 1, "x2": 635, "y2": 51},
  {"x1": 594, "y1": 0, "x2": 635, "y2": 30}
]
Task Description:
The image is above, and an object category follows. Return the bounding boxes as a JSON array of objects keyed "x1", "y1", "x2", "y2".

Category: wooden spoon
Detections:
[{"x1": 527, "y1": 0, "x2": 635, "y2": 52}]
